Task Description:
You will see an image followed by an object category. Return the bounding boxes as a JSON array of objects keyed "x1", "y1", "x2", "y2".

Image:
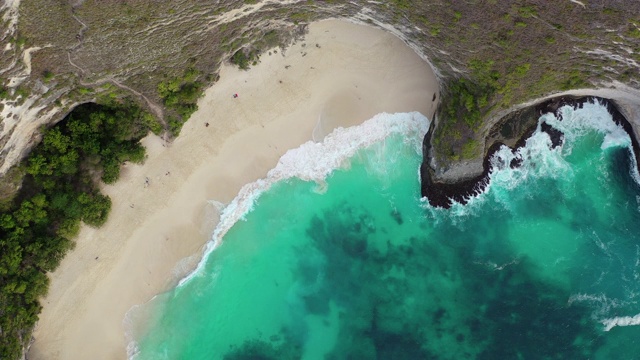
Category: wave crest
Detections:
[{"x1": 179, "y1": 111, "x2": 430, "y2": 287}]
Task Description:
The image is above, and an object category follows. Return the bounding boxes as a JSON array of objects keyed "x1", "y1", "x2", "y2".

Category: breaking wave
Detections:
[
  {"x1": 178, "y1": 111, "x2": 429, "y2": 286},
  {"x1": 485, "y1": 101, "x2": 636, "y2": 205}
]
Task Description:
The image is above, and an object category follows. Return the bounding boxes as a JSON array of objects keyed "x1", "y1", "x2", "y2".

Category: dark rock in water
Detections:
[
  {"x1": 536, "y1": 95, "x2": 581, "y2": 120},
  {"x1": 420, "y1": 139, "x2": 497, "y2": 208},
  {"x1": 421, "y1": 96, "x2": 640, "y2": 209},
  {"x1": 540, "y1": 121, "x2": 563, "y2": 148}
]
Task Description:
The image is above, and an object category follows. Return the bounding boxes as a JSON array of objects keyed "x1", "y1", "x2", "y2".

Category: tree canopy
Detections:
[{"x1": 0, "y1": 100, "x2": 153, "y2": 359}]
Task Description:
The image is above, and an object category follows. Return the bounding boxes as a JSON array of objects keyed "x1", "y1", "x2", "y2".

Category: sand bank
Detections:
[{"x1": 28, "y1": 19, "x2": 439, "y2": 360}]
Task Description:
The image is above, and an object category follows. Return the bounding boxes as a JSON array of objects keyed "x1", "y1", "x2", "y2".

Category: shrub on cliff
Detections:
[{"x1": 158, "y1": 68, "x2": 205, "y2": 136}]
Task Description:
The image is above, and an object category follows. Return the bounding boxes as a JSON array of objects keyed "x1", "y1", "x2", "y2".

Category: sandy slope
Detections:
[{"x1": 28, "y1": 19, "x2": 439, "y2": 360}]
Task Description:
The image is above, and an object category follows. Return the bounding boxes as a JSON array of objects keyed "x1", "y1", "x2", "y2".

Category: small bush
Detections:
[
  {"x1": 230, "y1": 49, "x2": 254, "y2": 70},
  {"x1": 42, "y1": 70, "x2": 54, "y2": 82},
  {"x1": 157, "y1": 68, "x2": 204, "y2": 135}
]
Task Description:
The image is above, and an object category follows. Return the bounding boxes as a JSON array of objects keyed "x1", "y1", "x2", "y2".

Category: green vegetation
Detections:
[
  {"x1": 434, "y1": 63, "x2": 499, "y2": 159},
  {"x1": 158, "y1": 68, "x2": 205, "y2": 136},
  {"x1": 462, "y1": 139, "x2": 480, "y2": 159},
  {"x1": 290, "y1": 12, "x2": 312, "y2": 24},
  {"x1": 14, "y1": 86, "x2": 30, "y2": 101},
  {"x1": 560, "y1": 70, "x2": 589, "y2": 90},
  {"x1": 437, "y1": 78, "x2": 494, "y2": 157},
  {"x1": 42, "y1": 70, "x2": 54, "y2": 82},
  {"x1": 628, "y1": 25, "x2": 640, "y2": 39},
  {"x1": 13, "y1": 36, "x2": 27, "y2": 48},
  {"x1": 5, "y1": 0, "x2": 640, "y2": 356},
  {"x1": 517, "y1": 5, "x2": 538, "y2": 18},
  {"x1": 0, "y1": 100, "x2": 152, "y2": 359},
  {"x1": 230, "y1": 48, "x2": 258, "y2": 70},
  {"x1": 391, "y1": 0, "x2": 410, "y2": 10},
  {"x1": 0, "y1": 167, "x2": 24, "y2": 213}
]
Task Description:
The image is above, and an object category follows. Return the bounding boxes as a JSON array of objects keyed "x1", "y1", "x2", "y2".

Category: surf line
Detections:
[
  {"x1": 421, "y1": 96, "x2": 640, "y2": 209},
  {"x1": 177, "y1": 111, "x2": 431, "y2": 287},
  {"x1": 603, "y1": 312, "x2": 640, "y2": 331}
]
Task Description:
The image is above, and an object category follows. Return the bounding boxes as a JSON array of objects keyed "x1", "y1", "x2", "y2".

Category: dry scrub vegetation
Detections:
[{"x1": 2, "y1": 0, "x2": 639, "y2": 172}]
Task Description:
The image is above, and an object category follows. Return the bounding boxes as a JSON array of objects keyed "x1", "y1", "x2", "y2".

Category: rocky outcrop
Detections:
[{"x1": 421, "y1": 94, "x2": 640, "y2": 208}]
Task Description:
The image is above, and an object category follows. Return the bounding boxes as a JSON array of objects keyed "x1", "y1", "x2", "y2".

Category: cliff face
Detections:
[
  {"x1": 424, "y1": 84, "x2": 640, "y2": 186},
  {"x1": 421, "y1": 93, "x2": 640, "y2": 208},
  {"x1": 1, "y1": 0, "x2": 640, "y2": 180}
]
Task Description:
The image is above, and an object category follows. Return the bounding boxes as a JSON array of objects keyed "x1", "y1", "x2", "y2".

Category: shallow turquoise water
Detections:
[{"x1": 132, "y1": 105, "x2": 640, "y2": 359}]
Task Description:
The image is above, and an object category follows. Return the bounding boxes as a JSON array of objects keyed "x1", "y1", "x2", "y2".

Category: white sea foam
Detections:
[
  {"x1": 489, "y1": 130, "x2": 569, "y2": 190},
  {"x1": 177, "y1": 112, "x2": 430, "y2": 287},
  {"x1": 540, "y1": 101, "x2": 628, "y2": 150},
  {"x1": 602, "y1": 312, "x2": 640, "y2": 331},
  {"x1": 568, "y1": 293, "x2": 627, "y2": 316},
  {"x1": 467, "y1": 100, "x2": 639, "y2": 210},
  {"x1": 543, "y1": 101, "x2": 639, "y2": 187},
  {"x1": 567, "y1": 292, "x2": 640, "y2": 333},
  {"x1": 123, "y1": 303, "x2": 146, "y2": 359}
]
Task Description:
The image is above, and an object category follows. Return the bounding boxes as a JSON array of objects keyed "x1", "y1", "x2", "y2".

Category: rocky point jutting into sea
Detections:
[{"x1": 422, "y1": 93, "x2": 640, "y2": 208}]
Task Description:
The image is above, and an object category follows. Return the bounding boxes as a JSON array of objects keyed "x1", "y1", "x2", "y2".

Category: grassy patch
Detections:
[
  {"x1": 628, "y1": 25, "x2": 640, "y2": 39},
  {"x1": 461, "y1": 139, "x2": 480, "y2": 159},
  {"x1": 290, "y1": 12, "x2": 312, "y2": 24},
  {"x1": 42, "y1": 70, "x2": 54, "y2": 82},
  {"x1": 435, "y1": 76, "x2": 495, "y2": 161},
  {"x1": 560, "y1": 70, "x2": 589, "y2": 90},
  {"x1": 517, "y1": 5, "x2": 538, "y2": 18}
]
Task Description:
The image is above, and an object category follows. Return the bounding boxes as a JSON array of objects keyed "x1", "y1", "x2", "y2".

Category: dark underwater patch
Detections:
[
  {"x1": 608, "y1": 146, "x2": 640, "y2": 195},
  {"x1": 223, "y1": 335, "x2": 302, "y2": 360},
  {"x1": 390, "y1": 209, "x2": 403, "y2": 225},
  {"x1": 290, "y1": 203, "x2": 602, "y2": 358}
]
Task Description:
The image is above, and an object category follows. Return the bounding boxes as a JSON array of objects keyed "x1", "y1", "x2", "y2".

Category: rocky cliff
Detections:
[{"x1": 2, "y1": 0, "x2": 640, "y2": 185}]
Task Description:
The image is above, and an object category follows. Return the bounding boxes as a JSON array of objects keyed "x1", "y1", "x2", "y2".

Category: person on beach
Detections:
[{"x1": 233, "y1": 93, "x2": 238, "y2": 98}]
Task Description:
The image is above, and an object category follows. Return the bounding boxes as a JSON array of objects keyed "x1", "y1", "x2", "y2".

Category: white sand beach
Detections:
[{"x1": 28, "y1": 19, "x2": 439, "y2": 360}]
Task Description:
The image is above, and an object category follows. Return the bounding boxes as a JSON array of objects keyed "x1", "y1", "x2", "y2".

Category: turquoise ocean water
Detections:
[{"x1": 129, "y1": 104, "x2": 640, "y2": 359}]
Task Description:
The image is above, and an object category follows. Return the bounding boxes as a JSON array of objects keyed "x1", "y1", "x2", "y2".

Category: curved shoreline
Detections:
[
  {"x1": 421, "y1": 95, "x2": 640, "y2": 208},
  {"x1": 28, "y1": 20, "x2": 439, "y2": 360}
]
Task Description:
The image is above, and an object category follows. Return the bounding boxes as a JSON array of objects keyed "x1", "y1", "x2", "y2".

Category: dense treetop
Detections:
[{"x1": 0, "y1": 100, "x2": 154, "y2": 359}]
